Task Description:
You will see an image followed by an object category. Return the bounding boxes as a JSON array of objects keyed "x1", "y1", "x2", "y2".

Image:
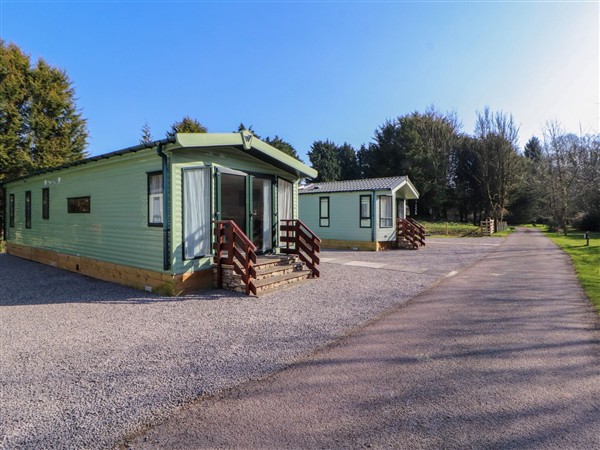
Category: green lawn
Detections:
[
  {"x1": 419, "y1": 221, "x2": 481, "y2": 237},
  {"x1": 544, "y1": 230, "x2": 600, "y2": 313},
  {"x1": 419, "y1": 221, "x2": 515, "y2": 238}
]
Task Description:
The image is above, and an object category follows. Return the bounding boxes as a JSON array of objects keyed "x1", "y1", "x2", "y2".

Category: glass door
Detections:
[
  {"x1": 251, "y1": 177, "x2": 272, "y2": 252},
  {"x1": 219, "y1": 172, "x2": 247, "y2": 233}
]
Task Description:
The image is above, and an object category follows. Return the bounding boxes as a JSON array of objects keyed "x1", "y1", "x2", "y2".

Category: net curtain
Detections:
[
  {"x1": 277, "y1": 178, "x2": 293, "y2": 246},
  {"x1": 261, "y1": 179, "x2": 272, "y2": 251},
  {"x1": 184, "y1": 168, "x2": 211, "y2": 259}
]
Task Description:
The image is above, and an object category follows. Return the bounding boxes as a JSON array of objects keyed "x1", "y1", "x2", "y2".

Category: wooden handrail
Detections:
[
  {"x1": 396, "y1": 218, "x2": 426, "y2": 249},
  {"x1": 280, "y1": 219, "x2": 321, "y2": 278},
  {"x1": 407, "y1": 218, "x2": 426, "y2": 246},
  {"x1": 213, "y1": 220, "x2": 257, "y2": 295}
]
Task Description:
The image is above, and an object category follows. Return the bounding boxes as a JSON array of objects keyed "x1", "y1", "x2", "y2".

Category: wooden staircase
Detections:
[
  {"x1": 396, "y1": 218, "x2": 426, "y2": 250},
  {"x1": 214, "y1": 220, "x2": 320, "y2": 296},
  {"x1": 220, "y1": 255, "x2": 313, "y2": 295}
]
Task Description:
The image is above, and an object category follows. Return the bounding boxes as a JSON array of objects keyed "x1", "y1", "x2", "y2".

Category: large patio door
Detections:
[{"x1": 217, "y1": 170, "x2": 274, "y2": 253}]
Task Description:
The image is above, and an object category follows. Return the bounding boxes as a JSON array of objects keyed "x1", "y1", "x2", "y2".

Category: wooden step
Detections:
[
  {"x1": 253, "y1": 255, "x2": 300, "y2": 270},
  {"x1": 254, "y1": 269, "x2": 313, "y2": 295},
  {"x1": 254, "y1": 262, "x2": 305, "y2": 280}
]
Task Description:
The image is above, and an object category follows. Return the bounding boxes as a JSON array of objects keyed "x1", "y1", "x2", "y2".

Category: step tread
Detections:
[
  {"x1": 254, "y1": 255, "x2": 299, "y2": 268},
  {"x1": 254, "y1": 269, "x2": 312, "y2": 289},
  {"x1": 255, "y1": 262, "x2": 304, "y2": 276}
]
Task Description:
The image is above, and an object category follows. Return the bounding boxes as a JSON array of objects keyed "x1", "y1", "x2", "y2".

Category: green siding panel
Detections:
[
  {"x1": 299, "y1": 189, "x2": 410, "y2": 243},
  {"x1": 299, "y1": 192, "x2": 373, "y2": 242},
  {"x1": 5, "y1": 150, "x2": 165, "y2": 272}
]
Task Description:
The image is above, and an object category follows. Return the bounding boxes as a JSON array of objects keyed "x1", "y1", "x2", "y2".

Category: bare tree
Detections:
[
  {"x1": 541, "y1": 121, "x2": 590, "y2": 234},
  {"x1": 472, "y1": 107, "x2": 522, "y2": 223}
]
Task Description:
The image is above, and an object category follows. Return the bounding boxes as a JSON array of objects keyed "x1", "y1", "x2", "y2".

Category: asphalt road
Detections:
[{"x1": 126, "y1": 228, "x2": 600, "y2": 449}]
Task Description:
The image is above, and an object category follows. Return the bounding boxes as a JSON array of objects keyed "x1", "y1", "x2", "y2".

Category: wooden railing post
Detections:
[
  {"x1": 213, "y1": 220, "x2": 257, "y2": 296},
  {"x1": 280, "y1": 219, "x2": 321, "y2": 278},
  {"x1": 217, "y1": 222, "x2": 223, "y2": 288}
]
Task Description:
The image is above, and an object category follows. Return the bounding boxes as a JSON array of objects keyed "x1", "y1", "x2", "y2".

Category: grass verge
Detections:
[
  {"x1": 493, "y1": 227, "x2": 516, "y2": 237},
  {"x1": 419, "y1": 221, "x2": 515, "y2": 238},
  {"x1": 419, "y1": 221, "x2": 481, "y2": 237},
  {"x1": 544, "y1": 230, "x2": 600, "y2": 313}
]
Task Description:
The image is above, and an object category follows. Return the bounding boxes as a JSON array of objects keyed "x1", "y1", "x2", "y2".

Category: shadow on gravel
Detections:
[{"x1": 0, "y1": 254, "x2": 239, "y2": 307}]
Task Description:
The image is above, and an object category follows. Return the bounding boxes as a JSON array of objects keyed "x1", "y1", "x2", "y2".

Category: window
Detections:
[
  {"x1": 42, "y1": 188, "x2": 49, "y2": 220},
  {"x1": 68, "y1": 196, "x2": 90, "y2": 213},
  {"x1": 25, "y1": 191, "x2": 31, "y2": 229},
  {"x1": 379, "y1": 195, "x2": 392, "y2": 228},
  {"x1": 148, "y1": 172, "x2": 163, "y2": 226},
  {"x1": 360, "y1": 195, "x2": 372, "y2": 228},
  {"x1": 9, "y1": 194, "x2": 14, "y2": 228},
  {"x1": 319, "y1": 197, "x2": 330, "y2": 227}
]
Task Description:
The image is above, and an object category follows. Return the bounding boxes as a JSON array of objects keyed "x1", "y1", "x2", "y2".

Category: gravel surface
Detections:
[{"x1": 0, "y1": 239, "x2": 497, "y2": 449}]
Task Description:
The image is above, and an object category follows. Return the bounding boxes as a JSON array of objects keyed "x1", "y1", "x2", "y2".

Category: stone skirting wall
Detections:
[
  {"x1": 213, "y1": 265, "x2": 246, "y2": 293},
  {"x1": 6, "y1": 243, "x2": 213, "y2": 295}
]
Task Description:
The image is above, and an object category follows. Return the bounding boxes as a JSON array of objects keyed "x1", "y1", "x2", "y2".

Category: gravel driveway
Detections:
[{"x1": 0, "y1": 239, "x2": 497, "y2": 449}]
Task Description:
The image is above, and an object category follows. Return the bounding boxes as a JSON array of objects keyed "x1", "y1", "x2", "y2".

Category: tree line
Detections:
[
  {"x1": 1, "y1": 41, "x2": 597, "y2": 233},
  {"x1": 307, "y1": 107, "x2": 599, "y2": 231}
]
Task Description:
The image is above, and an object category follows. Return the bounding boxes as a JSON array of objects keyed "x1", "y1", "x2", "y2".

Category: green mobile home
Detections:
[
  {"x1": 298, "y1": 176, "x2": 420, "y2": 251},
  {"x1": 2, "y1": 132, "x2": 318, "y2": 294}
]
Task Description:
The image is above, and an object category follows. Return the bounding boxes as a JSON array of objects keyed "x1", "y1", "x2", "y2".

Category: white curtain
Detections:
[
  {"x1": 278, "y1": 178, "x2": 293, "y2": 220},
  {"x1": 262, "y1": 179, "x2": 272, "y2": 251},
  {"x1": 184, "y1": 168, "x2": 211, "y2": 259},
  {"x1": 148, "y1": 173, "x2": 163, "y2": 223},
  {"x1": 277, "y1": 178, "x2": 293, "y2": 246}
]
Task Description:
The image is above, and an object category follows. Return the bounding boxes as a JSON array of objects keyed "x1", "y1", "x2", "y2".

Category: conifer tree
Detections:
[
  {"x1": 0, "y1": 40, "x2": 88, "y2": 182},
  {"x1": 168, "y1": 116, "x2": 208, "y2": 135},
  {"x1": 140, "y1": 122, "x2": 153, "y2": 144}
]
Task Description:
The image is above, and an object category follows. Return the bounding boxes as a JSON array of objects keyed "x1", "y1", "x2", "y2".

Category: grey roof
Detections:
[{"x1": 299, "y1": 176, "x2": 409, "y2": 194}]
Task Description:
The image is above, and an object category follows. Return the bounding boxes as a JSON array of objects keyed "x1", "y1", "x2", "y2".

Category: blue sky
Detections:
[{"x1": 2, "y1": 1, "x2": 598, "y2": 161}]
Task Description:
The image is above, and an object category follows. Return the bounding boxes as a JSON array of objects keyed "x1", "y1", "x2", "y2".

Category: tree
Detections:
[
  {"x1": 168, "y1": 116, "x2": 207, "y2": 135},
  {"x1": 0, "y1": 40, "x2": 88, "y2": 182},
  {"x1": 140, "y1": 122, "x2": 153, "y2": 144},
  {"x1": 362, "y1": 119, "x2": 414, "y2": 178},
  {"x1": 453, "y1": 135, "x2": 485, "y2": 224},
  {"x1": 472, "y1": 107, "x2": 522, "y2": 223},
  {"x1": 336, "y1": 142, "x2": 360, "y2": 180},
  {"x1": 540, "y1": 122, "x2": 588, "y2": 234},
  {"x1": 401, "y1": 108, "x2": 461, "y2": 218},
  {"x1": 576, "y1": 133, "x2": 600, "y2": 230},
  {"x1": 524, "y1": 136, "x2": 542, "y2": 160},
  {"x1": 357, "y1": 144, "x2": 371, "y2": 178},
  {"x1": 308, "y1": 140, "x2": 341, "y2": 182},
  {"x1": 361, "y1": 108, "x2": 461, "y2": 218}
]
